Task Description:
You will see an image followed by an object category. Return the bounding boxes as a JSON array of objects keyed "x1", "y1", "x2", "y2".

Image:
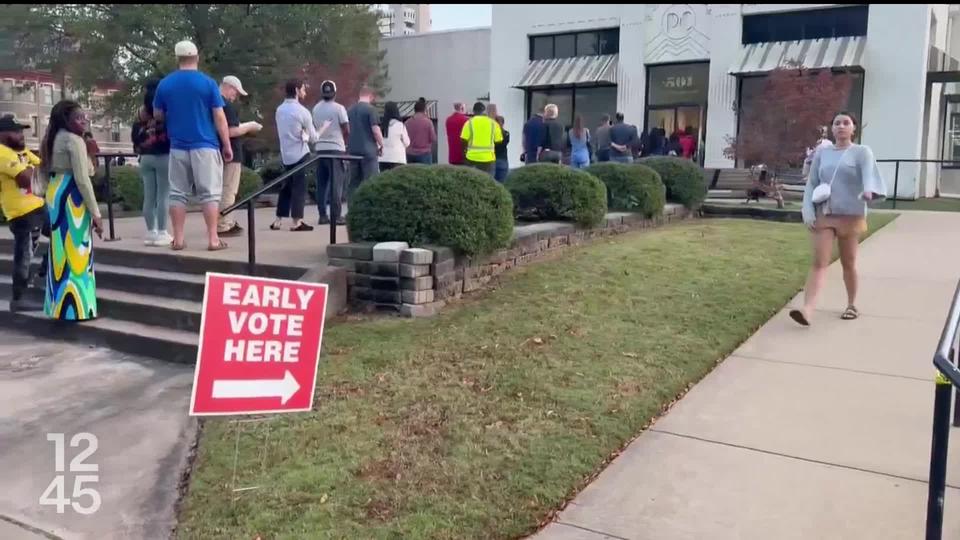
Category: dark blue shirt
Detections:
[
  {"x1": 153, "y1": 70, "x2": 225, "y2": 151},
  {"x1": 522, "y1": 114, "x2": 545, "y2": 158}
]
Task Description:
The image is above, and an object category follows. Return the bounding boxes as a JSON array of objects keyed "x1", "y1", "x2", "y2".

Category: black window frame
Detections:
[
  {"x1": 524, "y1": 83, "x2": 617, "y2": 130},
  {"x1": 742, "y1": 5, "x2": 869, "y2": 45},
  {"x1": 529, "y1": 28, "x2": 620, "y2": 61}
]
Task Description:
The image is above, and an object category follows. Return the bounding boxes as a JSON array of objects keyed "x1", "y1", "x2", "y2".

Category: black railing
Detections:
[
  {"x1": 926, "y1": 280, "x2": 960, "y2": 539},
  {"x1": 97, "y1": 152, "x2": 139, "y2": 242},
  {"x1": 221, "y1": 152, "x2": 363, "y2": 275},
  {"x1": 876, "y1": 159, "x2": 960, "y2": 210}
]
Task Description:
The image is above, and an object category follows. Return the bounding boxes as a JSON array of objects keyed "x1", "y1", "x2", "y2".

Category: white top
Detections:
[
  {"x1": 275, "y1": 98, "x2": 317, "y2": 165},
  {"x1": 379, "y1": 119, "x2": 410, "y2": 164}
]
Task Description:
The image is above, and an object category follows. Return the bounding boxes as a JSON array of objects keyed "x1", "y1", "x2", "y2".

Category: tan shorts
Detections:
[{"x1": 815, "y1": 212, "x2": 867, "y2": 238}]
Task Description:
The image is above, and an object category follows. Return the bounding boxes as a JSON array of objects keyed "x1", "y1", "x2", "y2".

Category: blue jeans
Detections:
[
  {"x1": 407, "y1": 153, "x2": 432, "y2": 165},
  {"x1": 139, "y1": 153, "x2": 170, "y2": 232},
  {"x1": 610, "y1": 155, "x2": 634, "y2": 164},
  {"x1": 494, "y1": 158, "x2": 509, "y2": 182},
  {"x1": 316, "y1": 151, "x2": 347, "y2": 220},
  {"x1": 570, "y1": 152, "x2": 590, "y2": 169}
]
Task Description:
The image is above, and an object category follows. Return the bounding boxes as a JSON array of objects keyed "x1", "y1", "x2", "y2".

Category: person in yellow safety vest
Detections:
[{"x1": 460, "y1": 101, "x2": 503, "y2": 176}]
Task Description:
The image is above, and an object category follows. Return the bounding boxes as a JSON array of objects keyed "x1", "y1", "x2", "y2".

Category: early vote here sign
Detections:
[{"x1": 189, "y1": 273, "x2": 328, "y2": 416}]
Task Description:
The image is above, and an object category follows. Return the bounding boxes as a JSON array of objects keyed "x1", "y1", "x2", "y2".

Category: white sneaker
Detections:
[
  {"x1": 144, "y1": 230, "x2": 158, "y2": 246},
  {"x1": 153, "y1": 231, "x2": 173, "y2": 247}
]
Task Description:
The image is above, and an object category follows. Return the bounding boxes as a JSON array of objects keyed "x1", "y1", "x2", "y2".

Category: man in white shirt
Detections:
[
  {"x1": 311, "y1": 80, "x2": 350, "y2": 225},
  {"x1": 273, "y1": 78, "x2": 318, "y2": 231}
]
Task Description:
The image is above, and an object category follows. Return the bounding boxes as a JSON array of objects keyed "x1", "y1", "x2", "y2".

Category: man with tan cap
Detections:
[
  {"x1": 217, "y1": 75, "x2": 262, "y2": 237},
  {"x1": 153, "y1": 40, "x2": 232, "y2": 251}
]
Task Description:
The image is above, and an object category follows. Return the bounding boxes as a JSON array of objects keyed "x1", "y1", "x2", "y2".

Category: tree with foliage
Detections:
[
  {"x1": 1, "y1": 4, "x2": 387, "y2": 153},
  {"x1": 724, "y1": 63, "x2": 853, "y2": 207}
]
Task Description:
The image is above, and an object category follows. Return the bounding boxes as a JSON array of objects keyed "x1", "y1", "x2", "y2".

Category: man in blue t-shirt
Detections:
[{"x1": 153, "y1": 40, "x2": 232, "y2": 251}]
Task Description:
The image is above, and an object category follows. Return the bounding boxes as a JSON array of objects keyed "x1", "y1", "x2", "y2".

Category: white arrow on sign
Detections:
[{"x1": 211, "y1": 370, "x2": 301, "y2": 405}]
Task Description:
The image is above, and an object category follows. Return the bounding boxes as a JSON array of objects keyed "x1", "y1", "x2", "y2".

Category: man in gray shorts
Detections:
[{"x1": 152, "y1": 40, "x2": 233, "y2": 251}]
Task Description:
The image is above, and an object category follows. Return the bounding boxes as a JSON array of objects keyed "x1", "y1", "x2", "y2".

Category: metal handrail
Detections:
[
  {"x1": 875, "y1": 159, "x2": 960, "y2": 210},
  {"x1": 926, "y1": 279, "x2": 960, "y2": 539},
  {"x1": 220, "y1": 151, "x2": 364, "y2": 275},
  {"x1": 96, "y1": 152, "x2": 139, "y2": 242}
]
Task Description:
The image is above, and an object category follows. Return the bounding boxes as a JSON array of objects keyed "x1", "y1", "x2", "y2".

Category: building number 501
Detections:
[{"x1": 38, "y1": 433, "x2": 101, "y2": 515}]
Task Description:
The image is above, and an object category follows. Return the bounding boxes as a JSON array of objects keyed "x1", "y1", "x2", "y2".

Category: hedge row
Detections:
[{"x1": 504, "y1": 164, "x2": 607, "y2": 227}]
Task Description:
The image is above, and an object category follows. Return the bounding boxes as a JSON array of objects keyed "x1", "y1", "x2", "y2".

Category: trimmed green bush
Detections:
[
  {"x1": 105, "y1": 165, "x2": 143, "y2": 211},
  {"x1": 585, "y1": 162, "x2": 666, "y2": 217},
  {"x1": 238, "y1": 166, "x2": 263, "y2": 201},
  {"x1": 637, "y1": 156, "x2": 707, "y2": 209},
  {"x1": 348, "y1": 165, "x2": 514, "y2": 255},
  {"x1": 504, "y1": 163, "x2": 607, "y2": 227},
  {"x1": 257, "y1": 157, "x2": 285, "y2": 183}
]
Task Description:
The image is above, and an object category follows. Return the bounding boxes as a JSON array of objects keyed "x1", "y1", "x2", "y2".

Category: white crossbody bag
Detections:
[{"x1": 811, "y1": 147, "x2": 850, "y2": 204}]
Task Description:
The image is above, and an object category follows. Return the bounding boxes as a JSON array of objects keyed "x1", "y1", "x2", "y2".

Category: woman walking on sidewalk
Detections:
[{"x1": 790, "y1": 111, "x2": 887, "y2": 326}]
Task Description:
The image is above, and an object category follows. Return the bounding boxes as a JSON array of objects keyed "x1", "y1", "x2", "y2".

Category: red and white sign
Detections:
[{"x1": 189, "y1": 273, "x2": 328, "y2": 416}]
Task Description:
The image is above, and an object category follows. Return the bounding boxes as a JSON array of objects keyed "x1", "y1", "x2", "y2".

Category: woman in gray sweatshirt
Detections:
[{"x1": 791, "y1": 111, "x2": 887, "y2": 326}]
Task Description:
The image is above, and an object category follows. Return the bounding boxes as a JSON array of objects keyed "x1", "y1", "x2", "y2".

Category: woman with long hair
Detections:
[
  {"x1": 567, "y1": 114, "x2": 591, "y2": 169},
  {"x1": 379, "y1": 101, "x2": 409, "y2": 171},
  {"x1": 790, "y1": 111, "x2": 886, "y2": 326},
  {"x1": 130, "y1": 77, "x2": 172, "y2": 247},
  {"x1": 493, "y1": 115, "x2": 510, "y2": 182},
  {"x1": 41, "y1": 100, "x2": 101, "y2": 321}
]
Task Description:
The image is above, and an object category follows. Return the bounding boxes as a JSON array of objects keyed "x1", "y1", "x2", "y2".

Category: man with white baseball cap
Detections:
[
  {"x1": 153, "y1": 40, "x2": 233, "y2": 251},
  {"x1": 217, "y1": 75, "x2": 262, "y2": 237}
]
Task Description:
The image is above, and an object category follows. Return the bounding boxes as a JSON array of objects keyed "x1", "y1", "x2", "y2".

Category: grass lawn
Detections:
[
  {"x1": 177, "y1": 215, "x2": 897, "y2": 540},
  {"x1": 873, "y1": 197, "x2": 960, "y2": 212}
]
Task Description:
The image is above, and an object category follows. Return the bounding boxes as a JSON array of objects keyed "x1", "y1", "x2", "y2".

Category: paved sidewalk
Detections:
[{"x1": 534, "y1": 212, "x2": 960, "y2": 540}]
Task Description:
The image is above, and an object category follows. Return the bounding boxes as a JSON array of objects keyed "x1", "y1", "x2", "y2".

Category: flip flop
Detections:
[
  {"x1": 171, "y1": 241, "x2": 186, "y2": 251},
  {"x1": 208, "y1": 240, "x2": 228, "y2": 252},
  {"x1": 789, "y1": 309, "x2": 810, "y2": 327},
  {"x1": 291, "y1": 222, "x2": 314, "y2": 232},
  {"x1": 841, "y1": 306, "x2": 859, "y2": 320}
]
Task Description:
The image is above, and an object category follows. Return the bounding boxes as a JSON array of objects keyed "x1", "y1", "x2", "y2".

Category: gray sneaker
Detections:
[{"x1": 10, "y1": 298, "x2": 43, "y2": 312}]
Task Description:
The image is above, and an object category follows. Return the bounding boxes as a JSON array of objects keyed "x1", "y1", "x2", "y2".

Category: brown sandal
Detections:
[
  {"x1": 171, "y1": 241, "x2": 186, "y2": 251},
  {"x1": 208, "y1": 240, "x2": 228, "y2": 251}
]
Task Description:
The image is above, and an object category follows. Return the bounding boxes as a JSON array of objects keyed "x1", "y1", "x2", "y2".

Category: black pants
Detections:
[
  {"x1": 380, "y1": 162, "x2": 402, "y2": 171},
  {"x1": 277, "y1": 155, "x2": 309, "y2": 220},
  {"x1": 9, "y1": 207, "x2": 48, "y2": 301},
  {"x1": 315, "y1": 153, "x2": 347, "y2": 222}
]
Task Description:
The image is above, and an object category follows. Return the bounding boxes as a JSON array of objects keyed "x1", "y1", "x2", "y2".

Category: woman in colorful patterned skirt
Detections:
[{"x1": 39, "y1": 100, "x2": 102, "y2": 321}]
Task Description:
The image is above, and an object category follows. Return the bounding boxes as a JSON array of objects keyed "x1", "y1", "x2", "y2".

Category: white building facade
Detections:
[
  {"x1": 491, "y1": 4, "x2": 960, "y2": 198},
  {"x1": 380, "y1": 28, "x2": 491, "y2": 164}
]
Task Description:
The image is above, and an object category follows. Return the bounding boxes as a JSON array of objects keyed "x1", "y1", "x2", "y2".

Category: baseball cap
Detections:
[
  {"x1": 174, "y1": 40, "x2": 198, "y2": 57},
  {"x1": 222, "y1": 75, "x2": 248, "y2": 96},
  {"x1": 320, "y1": 80, "x2": 337, "y2": 99},
  {"x1": 0, "y1": 115, "x2": 30, "y2": 132}
]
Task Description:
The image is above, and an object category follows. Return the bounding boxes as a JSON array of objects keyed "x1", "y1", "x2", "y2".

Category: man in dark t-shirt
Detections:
[
  {"x1": 217, "y1": 76, "x2": 261, "y2": 236},
  {"x1": 346, "y1": 86, "x2": 383, "y2": 200}
]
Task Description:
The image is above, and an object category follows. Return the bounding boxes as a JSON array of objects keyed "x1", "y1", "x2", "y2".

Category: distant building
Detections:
[
  {"x1": 379, "y1": 4, "x2": 432, "y2": 37},
  {"x1": 0, "y1": 70, "x2": 133, "y2": 155}
]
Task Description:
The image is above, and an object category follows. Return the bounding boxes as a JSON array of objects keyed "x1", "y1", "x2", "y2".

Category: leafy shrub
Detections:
[
  {"x1": 104, "y1": 166, "x2": 143, "y2": 211},
  {"x1": 257, "y1": 157, "x2": 285, "y2": 183},
  {"x1": 637, "y1": 156, "x2": 707, "y2": 209},
  {"x1": 585, "y1": 162, "x2": 666, "y2": 217},
  {"x1": 348, "y1": 165, "x2": 514, "y2": 255},
  {"x1": 504, "y1": 163, "x2": 607, "y2": 227},
  {"x1": 238, "y1": 166, "x2": 263, "y2": 201}
]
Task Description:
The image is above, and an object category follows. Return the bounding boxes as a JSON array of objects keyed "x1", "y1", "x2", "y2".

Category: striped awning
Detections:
[
  {"x1": 729, "y1": 37, "x2": 866, "y2": 75},
  {"x1": 377, "y1": 99, "x2": 438, "y2": 120},
  {"x1": 514, "y1": 54, "x2": 618, "y2": 88}
]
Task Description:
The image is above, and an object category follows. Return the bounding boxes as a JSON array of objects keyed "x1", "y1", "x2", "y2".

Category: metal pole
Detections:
[
  {"x1": 953, "y1": 347, "x2": 960, "y2": 428},
  {"x1": 328, "y1": 158, "x2": 337, "y2": 246},
  {"x1": 927, "y1": 373, "x2": 953, "y2": 540},
  {"x1": 893, "y1": 161, "x2": 900, "y2": 210},
  {"x1": 247, "y1": 202, "x2": 256, "y2": 276},
  {"x1": 104, "y1": 158, "x2": 118, "y2": 241}
]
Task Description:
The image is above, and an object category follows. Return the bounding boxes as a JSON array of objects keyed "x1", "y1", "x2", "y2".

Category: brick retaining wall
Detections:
[{"x1": 328, "y1": 203, "x2": 692, "y2": 317}]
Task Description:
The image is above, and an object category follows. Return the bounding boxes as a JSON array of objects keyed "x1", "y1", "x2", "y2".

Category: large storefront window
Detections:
[
  {"x1": 646, "y1": 62, "x2": 710, "y2": 162},
  {"x1": 527, "y1": 85, "x2": 616, "y2": 131}
]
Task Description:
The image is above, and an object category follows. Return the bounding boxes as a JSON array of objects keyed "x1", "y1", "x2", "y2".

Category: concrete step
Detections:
[
  {"x1": 0, "y1": 238, "x2": 308, "y2": 280},
  {"x1": 0, "y1": 300, "x2": 197, "y2": 363},
  {"x1": 0, "y1": 254, "x2": 207, "y2": 302},
  {"x1": 0, "y1": 276, "x2": 202, "y2": 332}
]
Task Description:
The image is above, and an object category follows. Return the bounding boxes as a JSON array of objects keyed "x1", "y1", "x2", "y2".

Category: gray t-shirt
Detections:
[
  {"x1": 347, "y1": 101, "x2": 380, "y2": 158},
  {"x1": 312, "y1": 100, "x2": 349, "y2": 152},
  {"x1": 803, "y1": 144, "x2": 887, "y2": 220}
]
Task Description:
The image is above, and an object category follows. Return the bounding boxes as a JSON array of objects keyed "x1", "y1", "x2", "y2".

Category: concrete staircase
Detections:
[{"x1": 0, "y1": 240, "x2": 319, "y2": 363}]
